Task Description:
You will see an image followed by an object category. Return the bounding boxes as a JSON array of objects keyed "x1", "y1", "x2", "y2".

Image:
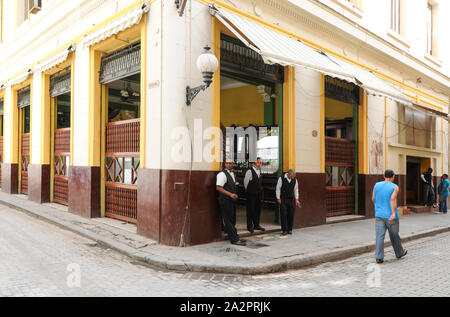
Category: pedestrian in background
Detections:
[
  {"x1": 372, "y1": 169, "x2": 407, "y2": 264},
  {"x1": 276, "y1": 169, "x2": 301, "y2": 236},
  {"x1": 421, "y1": 168, "x2": 437, "y2": 208},
  {"x1": 437, "y1": 174, "x2": 449, "y2": 214}
]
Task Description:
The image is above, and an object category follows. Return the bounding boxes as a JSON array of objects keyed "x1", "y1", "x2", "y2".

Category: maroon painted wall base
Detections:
[
  {"x1": 68, "y1": 166, "x2": 100, "y2": 218},
  {"x1": 295, "y1": 173, "x2": 327, "y2": 228},
  {"x1": 28, "y1": 164, "x2": 50, "y2": 204},
  {"x1": 1, "y1": 163, "x2": 19, "y2": 195},
  {"x1": 137, "y1": 168, "x2": 222, "y2": 246}
]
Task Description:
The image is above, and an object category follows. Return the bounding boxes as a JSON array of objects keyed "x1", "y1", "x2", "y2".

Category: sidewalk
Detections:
[{"x1": 1, "y1": 191, "x2": 450, "y2": 275}]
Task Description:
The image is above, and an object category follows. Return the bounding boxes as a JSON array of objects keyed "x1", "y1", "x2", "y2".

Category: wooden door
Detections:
[
  {"x1": 53, "y1": 128, "x2": 70, "y2": 205},
  {"x1": 105, "y1": 118, "x2": 140, "y2": 223},
  {"x1": 325, "y1": 137, "x2": 356, "y2": 217}
]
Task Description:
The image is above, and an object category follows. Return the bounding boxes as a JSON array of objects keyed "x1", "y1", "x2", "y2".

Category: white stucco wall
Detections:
[{"x1": 295, "y1": 68, "x2": 321, "y2": 174}]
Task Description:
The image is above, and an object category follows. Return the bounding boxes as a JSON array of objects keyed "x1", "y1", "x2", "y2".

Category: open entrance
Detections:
[
  {"x1": 50, "y1": 67, "x2": 71, "y2": 205},
  {"x1": 406, "y1": 156, "x2": 421, "y2": 205},
  {"x1": 18, "y1": 86, "x2": 31, "y2": 195},
  {"x1": 324, "y1": 76, "x2": 359, "y2": 217},
  {"x1": 220, "y1": 34, "x2": 284, "y2": 234},
  {"x1": 100, "y1": 42, "x2": 141, "y2": 223},
  {"x1": 0, "y1": 98, "x2": 3, "y2": 187},
  {"x1": 406, "y1": 156, "x2": 431, "y2": 207}
]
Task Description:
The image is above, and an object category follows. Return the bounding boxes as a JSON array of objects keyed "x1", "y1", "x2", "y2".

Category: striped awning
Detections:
[
  {"x1": 209, "y1": 5, "x2": 355, "y2": 83},
  {"x1": 210, "y1": 5, "x2": 414, "y2": 106},
  {"x1": 5, "y1": 69, "x2": 32, "y2": 87},
  {"x1": 33, "y1": 45, "x2": 75, "y2": 74},
  {"x1": 322, "y1": 53, "x2": 413, "y2": 106},
  {"x1": 82, "y1": 1, "x2": 150, "y2": 49}
]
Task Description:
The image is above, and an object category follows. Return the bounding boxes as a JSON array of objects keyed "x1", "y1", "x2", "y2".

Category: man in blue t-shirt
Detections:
[
  {"x1": 437, "y1": 174, "x2": 449, "y2": 214},
  {"x1": 372, "y1": 169, "x2": 407, "y2": 264}
]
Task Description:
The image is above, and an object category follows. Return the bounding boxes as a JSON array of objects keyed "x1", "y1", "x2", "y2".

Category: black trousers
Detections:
[
  {"x1": 218, "y1": 197, "x2": 240, "y2": 243},
  {"x1": 280, "y1": 198, "x2": 295, "y2": 232},
  {"x1": 246, "y1": 193, "x2": 261, "y2": 230},
  {"x1": 422, "y1": 183, "x2": 436, "y2": 206}
]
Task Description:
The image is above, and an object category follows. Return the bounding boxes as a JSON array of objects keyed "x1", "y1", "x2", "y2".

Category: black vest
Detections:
[
  {"x1": 220, "y1": 169, "x2": 236, "y2": 199},
  {"x1": 247, "y1": 168, "x2": 262, "y2": 195},
  {"x1": 281, "y1": 176, "x2": 296, "y2": 200}
]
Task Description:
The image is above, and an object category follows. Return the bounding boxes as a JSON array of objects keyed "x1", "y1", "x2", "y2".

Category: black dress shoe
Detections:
[
  {"x1": 254, "y1": 226, "x2": 265, "y2": 231},
  {"x1": 281, "y1": 231, "x2": 288, "y2": 236},
  {"x1": 231, "y1": 240, "x2": 246, "y2": 246},
  {"x1": 376, "y1": 259, "x2": 384, "y2": 264},
  {"x1": 397, "y1": 250, "x2": 407, "y2": 259},
  {"x1": 287, "y1": 231, "x2": 292, "y2": 235},
  {"x1": 248, "y1": 229, "x2": 254, "y2": 233}
]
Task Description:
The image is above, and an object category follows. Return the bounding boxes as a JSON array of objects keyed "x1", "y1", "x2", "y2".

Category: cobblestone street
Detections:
[{"x1": 1, "y1": 205, "x2": 449, "y2": 297}]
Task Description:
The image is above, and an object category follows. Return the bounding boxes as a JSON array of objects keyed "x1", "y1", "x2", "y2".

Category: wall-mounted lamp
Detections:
[{"x1": 186, "y1": 45, "x2": 218, "y2": 106}]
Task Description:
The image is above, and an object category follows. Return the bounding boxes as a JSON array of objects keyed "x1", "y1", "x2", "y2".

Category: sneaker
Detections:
[
  {"x1": 376, "y1": 259, "x2": 384, "y2": 264},
  {"x1": 287, "y1": 231, "x2": 292, "y2": 235},
  {"x1": 281, "y1": 231, "x2": 288, "y2": 236},
  {"x1": 397, "y1": 250, "x2": 408, "y2": 259}
]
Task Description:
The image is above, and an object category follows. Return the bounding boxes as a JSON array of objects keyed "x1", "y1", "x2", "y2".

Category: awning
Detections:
[
  {"x1": 33, "y1": 45, "x2": 75, "y2": 74},
  {"x1": 209, "y1": 5, "x2": 355, "y2": 83},
  {"x1": 6, "y1": 69, "x2": 33, "y2": 87},
  {"x1": 82, "y1": 1, "x2": 150, "y2": 49},
  {"x1": 210, "y1": 5, "x2": 414, "y2": 106},
  {"x1": 322, "y1": 53, "x2": 413, "y2": 106}
]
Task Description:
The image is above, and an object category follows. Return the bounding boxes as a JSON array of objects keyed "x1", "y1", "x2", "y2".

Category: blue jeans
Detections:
[
  {"x1": 439, "y1": 195, "x2": 448, "y2": 213},
  {"x1": 375, "y1": 218, "x2": 405, "y2": 260}
]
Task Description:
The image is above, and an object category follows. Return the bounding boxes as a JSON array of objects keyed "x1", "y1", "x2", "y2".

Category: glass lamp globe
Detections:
[{"x1": 196, "y1": 45, "x2": 218, "y2": 86}]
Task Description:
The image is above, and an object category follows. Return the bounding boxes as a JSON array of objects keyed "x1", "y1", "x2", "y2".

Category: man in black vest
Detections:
[
  {"x1": 216, "y1": 158, "x2": 246, "y2": 246},
  {"x1": 276, "y1": 169, "x2": 301, "y2": 236},
  {"x1": 244, "y1": 157, "x2": 265, "y2": 233}
]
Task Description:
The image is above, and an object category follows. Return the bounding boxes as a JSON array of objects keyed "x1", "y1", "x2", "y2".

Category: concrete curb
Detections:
[{"x1": 1, "y1": 198, "x2": 449, "y2": 275}]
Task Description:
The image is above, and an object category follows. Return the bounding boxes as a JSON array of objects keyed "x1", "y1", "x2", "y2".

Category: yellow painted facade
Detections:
[{"x1": 220, "y1": 85, "x2": 265, "y2": 127}]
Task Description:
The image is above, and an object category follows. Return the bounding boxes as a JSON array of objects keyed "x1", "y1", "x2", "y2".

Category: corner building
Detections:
[{"x1": 0, "y1": 0, "x2": 449, "y2": 246}]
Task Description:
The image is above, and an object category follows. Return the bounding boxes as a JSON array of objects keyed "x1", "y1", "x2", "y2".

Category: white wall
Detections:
[
  {"x1": 31, "y1": 73, "x2": 42, "y2": 164},
  {"x1": 72, "y1": 46, "x2": 90, "y2": 167},
  {"x1": 295, "y1": 68, "x2": 321, "y2": 173}
]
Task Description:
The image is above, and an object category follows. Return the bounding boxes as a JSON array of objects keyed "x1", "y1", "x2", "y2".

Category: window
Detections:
[
  {"x1": 390, "y1": 0, "x2": 400, "y2": 34},
  {"x1": 398, "y1": 104, "x2": 436, "y2": 149}
]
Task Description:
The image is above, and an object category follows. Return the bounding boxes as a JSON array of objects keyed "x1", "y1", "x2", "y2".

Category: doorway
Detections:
[
  {"x1": 406, "y1": 157, "x2": 421, "y2": 205},
  {"x1": 220, "y1": 34, "x2": 284, "y2": 234},
  {"x1": 0, "y1": 97, "x2": 3, "y2": 188},
  {"x1": 50, "y1": 67, "x2": 71, "y2": 205},
  {"x1": 17, "y1": 86, "x2": 31, "y2": 195},
  {"x1": 100, "y1": 42, "x2": 141, "y2": 223},
  {"x1": 324, "y1": 76, "x2": 359, "y2": 217}
]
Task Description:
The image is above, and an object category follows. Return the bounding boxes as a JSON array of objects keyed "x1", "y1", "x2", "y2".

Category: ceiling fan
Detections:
[{"x1": 120, "y1": 81, "x2": 139, "y2": 103}]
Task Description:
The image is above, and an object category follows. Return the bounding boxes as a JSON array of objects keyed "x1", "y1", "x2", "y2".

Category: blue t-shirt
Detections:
[
  {"x1": 374, "y1": 181, "x2": 399, "y2": 220},
  {"x1": 438, "y1": 179, "x2": 450, "y2": 197}
]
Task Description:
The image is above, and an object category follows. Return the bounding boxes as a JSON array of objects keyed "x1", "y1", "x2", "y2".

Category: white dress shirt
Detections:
[
  {"x1": 275, "y1": 173, "x2": 299, "y2": 200},
  {"x1": 244, "y1": 166, "x2": 261, "y2": 190},
  {"x1": 216, "y1": 169, "x2": 236, "y2": 187}
]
